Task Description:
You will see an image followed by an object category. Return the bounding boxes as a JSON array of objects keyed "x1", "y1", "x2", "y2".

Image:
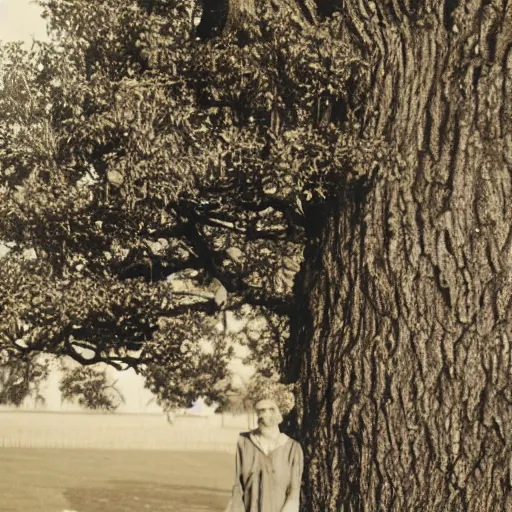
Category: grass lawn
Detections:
[{"x1": 0, "y1": 448, "x2": 233, "y2": 512}]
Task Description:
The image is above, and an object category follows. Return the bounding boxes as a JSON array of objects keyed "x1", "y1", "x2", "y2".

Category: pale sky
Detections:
[{"x1": 0, "y1": 0, "x2": 48, "y2": 45}]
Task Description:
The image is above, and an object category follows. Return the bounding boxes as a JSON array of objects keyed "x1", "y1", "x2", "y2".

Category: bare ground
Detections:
[{"x1": 0, "y1": 448, "x2": 233, "y2": 512}]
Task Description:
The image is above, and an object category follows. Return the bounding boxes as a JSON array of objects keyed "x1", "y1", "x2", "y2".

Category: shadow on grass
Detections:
[{"x1": 64, "y1": 481, "x2": 230, "y2": 512}]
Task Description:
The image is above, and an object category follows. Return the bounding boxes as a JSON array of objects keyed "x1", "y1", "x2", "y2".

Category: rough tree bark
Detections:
[
  {"x1": 203, "y1": 0, "x2": 512, "y2": 510},
  {"x1": 288, "y1": 1, "x2": 512, "y2": 511}
]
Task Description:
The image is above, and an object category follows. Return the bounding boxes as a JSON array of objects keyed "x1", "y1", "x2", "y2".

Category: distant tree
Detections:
[
  {"x1": 58, "y1": 364, "x2": 125, "y2": 412},
  {"x1": 0, "y1": 352, "x2": 50, "y2": 407}
]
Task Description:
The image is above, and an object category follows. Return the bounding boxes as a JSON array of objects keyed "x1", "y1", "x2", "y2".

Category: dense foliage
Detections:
[{"x1": 0, "y1": 0, "x2": 388, "y2": 408}]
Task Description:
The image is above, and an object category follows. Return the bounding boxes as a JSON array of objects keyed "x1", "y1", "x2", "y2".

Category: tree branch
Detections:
[{"x1": 194, "y1": 213, "x2": 288, "y2": 240}]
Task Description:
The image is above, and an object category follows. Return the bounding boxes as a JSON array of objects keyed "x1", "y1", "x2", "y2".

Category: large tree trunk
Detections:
[{"x1": 288, "y1": 1, "x2": 512, "y2": 511}]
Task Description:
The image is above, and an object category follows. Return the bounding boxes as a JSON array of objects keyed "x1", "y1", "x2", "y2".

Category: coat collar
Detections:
[{"x1": 249, "y1": 429, "x2": 290, "y2": 454}]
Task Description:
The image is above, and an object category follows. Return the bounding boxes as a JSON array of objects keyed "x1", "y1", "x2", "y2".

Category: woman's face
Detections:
[{"x1": 254, "y1": 399, "x2": 282, "y2": 428}]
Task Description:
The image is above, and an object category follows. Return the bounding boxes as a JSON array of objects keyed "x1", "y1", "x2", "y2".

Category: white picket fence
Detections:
[{"x1": 0, "y1": 410, "x2": 253, "y2": 453}]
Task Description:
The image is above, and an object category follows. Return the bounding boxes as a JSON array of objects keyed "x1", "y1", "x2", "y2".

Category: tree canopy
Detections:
[{"x1": 0, "y1": 0, "x2": 386, "y2": 407}]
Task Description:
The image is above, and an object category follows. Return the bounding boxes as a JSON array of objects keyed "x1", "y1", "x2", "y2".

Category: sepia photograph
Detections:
[{"x1": 0, "y1": 0, "x2": 511, "y2": 511}]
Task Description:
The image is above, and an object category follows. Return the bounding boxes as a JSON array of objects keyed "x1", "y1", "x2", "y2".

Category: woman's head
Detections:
[{"x1": 254, "y1": 398, "x2": 283, "y2": 428}]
